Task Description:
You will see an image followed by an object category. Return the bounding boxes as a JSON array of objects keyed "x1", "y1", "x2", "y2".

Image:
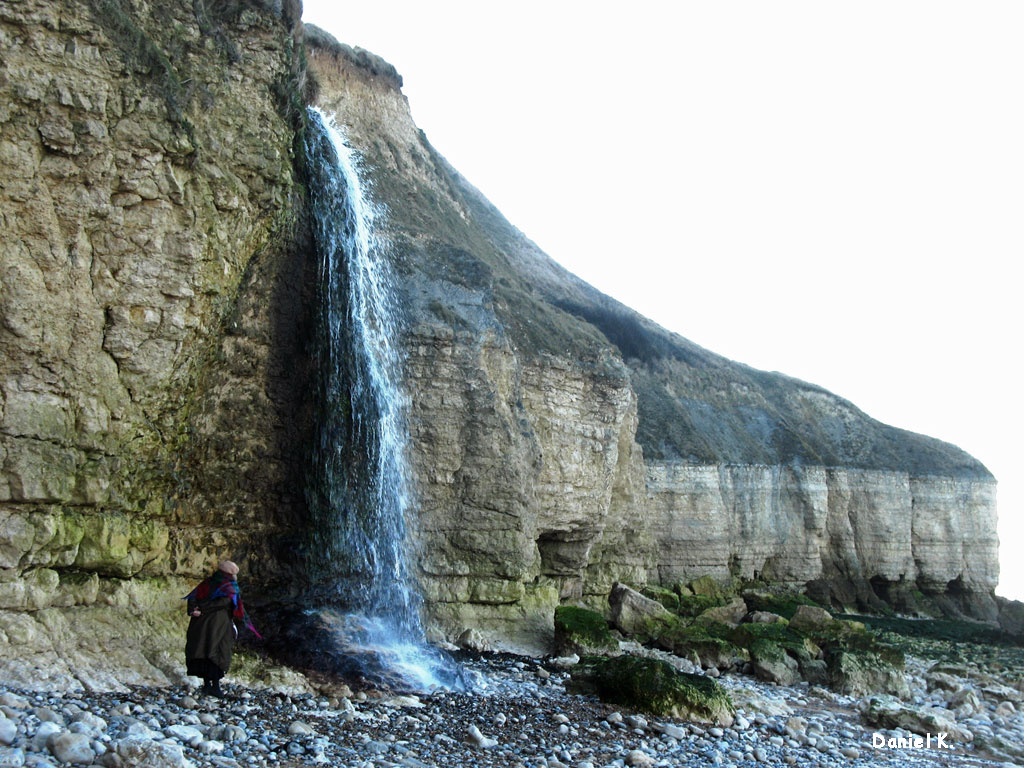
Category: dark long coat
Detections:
[{"x1": 185, "y1": 594, "x2": 236, "y2": 679}]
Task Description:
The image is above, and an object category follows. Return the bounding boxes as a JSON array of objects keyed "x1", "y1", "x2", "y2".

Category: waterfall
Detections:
[{"x1": 304, "y1": 106, "x2": 460, "y2": 692}]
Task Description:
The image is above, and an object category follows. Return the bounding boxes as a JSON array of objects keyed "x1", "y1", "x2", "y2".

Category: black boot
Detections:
[
  {"x1": 201, "y1": 679, "x2": 213, "y2": 696},
  {"x1": 210, "y1": 679, "x2": 223, "y2": 698}
]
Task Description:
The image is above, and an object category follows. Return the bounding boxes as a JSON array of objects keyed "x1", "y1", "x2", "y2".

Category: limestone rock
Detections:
[
  {"x1": 749, "y1": 641, "x2": 800, "y2": 686},
  {"x1": 306, "y1": 33, "x2": 999, "y2": 651},
  {"x1": 581, "y1": 655, "x2": 734, "y2": 726},
  {"x1": 788, "y1": 606, "x2": 834, "y2": 634},
  {"x1": 689, "y1": 576, "x2": 730, "y2": 600},
  {"x1": 828, "y1": 651, "x2": 910, "y2": 699},
  {"x1": 0, "y1": 0, "x2": 314, "y2": 687},
  {"x1": 608, "y1": 583, "x2": 675, "y2": 640},
  {"x1": 797, "y1": 659, "x2": 829, "y2": 686},
  {"x1": 553, "y1": 606, "x2": 616, "y2": 656},
  {"x1": 694, "y1": 597, "x2": 748, "y2": 627},
  {"x1": 747, "y1": 611, "x2": 786, "y2": 623},
  {"x1": 466, "y1": 725, "x2": 497, "y2": 749},
  {"x1": 0, "y1": 0, "x2": 1001, "y2": 685},
  {"x1": 116, "y1": 737, "x2": 191, "y2": 768},
  {"x1": 861, "y1": 695, "x2": 973, "y2": 743},
  {"x1": 0, "y1": 718, "x2": 16, "y2": 746},
  {"x1": 655, "y1": 625, "x2": 742, "y2": 671},
  {"x1": 925, "y1": 671, "x2": 962, "y2": 693},
  {"x1": 47, "y1": 732, "x2": 95, "y2": 765},
  {"x1": 456, "y1": 628, "x2": 491, "y2": 652},
  {"x1": 951, "y1": 688, "x2": 984, "y2": 718}
]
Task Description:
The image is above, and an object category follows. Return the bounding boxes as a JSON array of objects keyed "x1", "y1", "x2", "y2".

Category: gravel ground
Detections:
[{"x1": 0, "y1": 652, "x2": 1020, "y2": 768}]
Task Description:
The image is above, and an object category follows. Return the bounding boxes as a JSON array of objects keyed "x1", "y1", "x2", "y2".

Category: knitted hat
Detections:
[{"x1": 218, "y1": 560, "x2": 240, "y2": 576}]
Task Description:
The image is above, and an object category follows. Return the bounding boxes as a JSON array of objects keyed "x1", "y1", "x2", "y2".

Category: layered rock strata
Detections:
[
  {"x1": 0, "y1": 0, "x2": 314, "y2": 687},
  {"x1": 0, "y1": 0, "x2": 1002, "y2": 690},
  {"x1": 306, "y1": 30, "x2": 999, "y2": 649}
]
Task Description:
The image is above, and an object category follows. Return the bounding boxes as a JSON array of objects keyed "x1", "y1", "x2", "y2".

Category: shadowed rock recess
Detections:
[{"x1": 0, "y1": 0, "x2": 1002, "y2": 688}]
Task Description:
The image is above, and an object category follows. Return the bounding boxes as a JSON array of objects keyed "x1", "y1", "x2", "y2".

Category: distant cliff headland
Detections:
[{"x1": 0, "y1": 1, "x2": 1011, "y2": 690}]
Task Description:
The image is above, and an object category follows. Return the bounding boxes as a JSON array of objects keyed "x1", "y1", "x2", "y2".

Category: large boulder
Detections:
[
  {"x1": 728, "y1": 621, "x2": 820, "y2": 663},
  {"x1": 655, "y1": 624, "x2": 745, "y2": 670},
  {"x1": 640, "y1": 586, "x2": 680, "y2": 613},
  {"x1": 798, "y1": 658, "x2": 829, "y2": 685},
  {"x1": 609, "y1": 583, "x2": 676, "y2": 641},
  {"x1": 694, "y1": 597, "x2": 748, "y2": 627},
  {"x1": 788, "y1": 605, "x2": 835, "y2": 634},
  {"x1": 747, "y1": 611, "x2": 787, "y2": 624},
  {"x1": 748, "y1": 640, "x2": 800, "y2": 685},
  {"x1": 828, "y1": 651, "x2": 910, "y2": 699},
  {"x1": 579, "y1": 655, "x2": 734, "y2": 726},
  {"x1": 116, "y1": 737, "x2": 193, "y2": 768},
  {"x1": 925, "y1": 670, "x2": 963, "y2": 694}
]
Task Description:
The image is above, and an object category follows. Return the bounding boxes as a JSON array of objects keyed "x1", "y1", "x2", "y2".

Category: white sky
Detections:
[{"x1": 301, "y1": 1, "x2": 1024, "y2": 602}]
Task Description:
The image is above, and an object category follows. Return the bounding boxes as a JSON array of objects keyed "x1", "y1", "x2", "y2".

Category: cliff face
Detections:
[
  {"x1": 0, "y1": 0, "x2": 1001, "y2": 689},
  {"x1": 305, "y1": 32, "x2": 999, "y2": 649},
  {"x1": 0, "y1": 0, "x2": 315, "y2": 688}
]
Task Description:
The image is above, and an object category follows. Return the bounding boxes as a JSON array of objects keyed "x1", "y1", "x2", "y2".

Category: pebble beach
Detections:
[{"x1": 2, "y1": 649, "x2": 1022, "y2": 768}]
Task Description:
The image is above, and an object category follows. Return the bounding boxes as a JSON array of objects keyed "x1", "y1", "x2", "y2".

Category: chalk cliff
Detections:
[
  {"x1": 0, "y1": 0, "x2": 1001, "y2": 690},
  {"x1": 305, "y1": 29, "x2": 999, "y2": 649}
]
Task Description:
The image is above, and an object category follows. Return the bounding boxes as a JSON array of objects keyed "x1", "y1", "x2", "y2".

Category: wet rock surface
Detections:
[{"x1": 1, "y1": 648, "x2": 1021, "y2": 768}]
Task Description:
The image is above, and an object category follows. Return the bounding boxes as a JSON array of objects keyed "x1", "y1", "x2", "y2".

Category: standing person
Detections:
[{"x1": 183, "y1": 560, "x2": 261, "y2": 697}]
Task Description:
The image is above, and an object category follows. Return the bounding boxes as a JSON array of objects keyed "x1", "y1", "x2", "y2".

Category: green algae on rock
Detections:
[
  {"x1": 553, "y1": 606, "x2": 617, "y2": 656},
  {"x1": 654, "y1": 621, "x2": 745, "y2": 670},
  {"x1": 580, "y1": 655, "x2": 734, "y2": 725},
  {"x1": 740, "y1": 589, "x2": 823, "y2": 620},
  {"x1": 640, "y1": 585, "x2": 680, "y2": 613}
]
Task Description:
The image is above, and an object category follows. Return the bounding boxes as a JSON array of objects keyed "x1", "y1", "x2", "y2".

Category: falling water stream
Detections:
[{"x1": 304, "y1": 107, "x2": 461, "y2": 692}]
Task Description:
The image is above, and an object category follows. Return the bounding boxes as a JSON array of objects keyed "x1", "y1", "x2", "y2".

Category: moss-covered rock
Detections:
[
  {"x1": 693, "y1": 597, "x2": 748, "y2": 627},
  {"x1": 862, "y1": 695, "x2": 973, "y2": 743},
  {"x1": 229, "y1": 649, "x2": 315, "y2": 695},
  {"x1": 675, "y1": 593, "x2": 725, "y2": 619},
  {"x1": 689, "y1": 575, "x2": 732, "y2": 601},
  {"x1": 787, "y1": 605, "x2": 834, "y2": 634},
  {"x1": 748, "y1": 638, "x2": 800, "y2": 684},
  {"x1": 740, "y1": 589, "x2": 822, "y2": 620},
  {"x1": 655, "y1": 622, "x2": 745, "y2": 670},
  {"x1": 672, "y1": 583, "x2": 694, "y2": 598},
  {"x1": 582, "y1": 655, "x2": 734, "y2": 725},
  {"x1": 804, "y1": 618, "x2": 874, "y2": 652},
  {"x1": 729, "y1": 621, "x2": 819, "y2": 662},
  {"x1": 608, "y1": 583, "x2": 677, "y2": 642},
  {"x1": 747, "y1": 611, "x2": 787, "y2": 624},
  {"x1": 554, "y1": 605, "x2": 617, "y2": 655},
  {"x1": 640, "y1": 585, "x2": 680, "y2": 613},
  {"x1": 827, "y1": 649, "x2": 910, "y2": 698}
]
